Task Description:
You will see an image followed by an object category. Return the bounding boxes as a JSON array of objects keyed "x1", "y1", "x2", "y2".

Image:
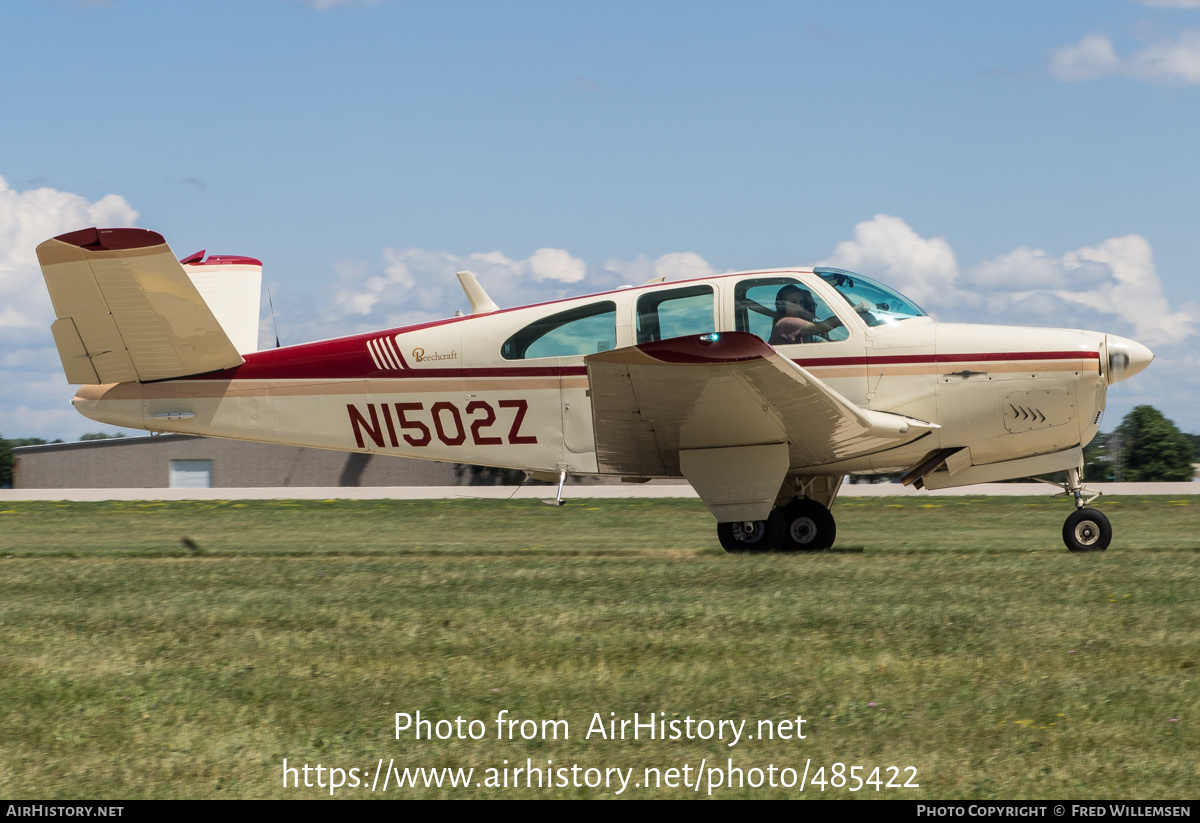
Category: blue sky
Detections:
[{"x1": 3, "y1": 0, "x2": 1200, "y2": 440}]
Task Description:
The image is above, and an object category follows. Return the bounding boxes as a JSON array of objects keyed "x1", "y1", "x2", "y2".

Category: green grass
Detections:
[{"x1": 1, "y1": 497, "x2": 1198, "y2": 798}]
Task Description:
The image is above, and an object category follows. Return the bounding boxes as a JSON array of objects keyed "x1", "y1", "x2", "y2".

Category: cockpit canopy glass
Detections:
[{"x1": 815, "y1": 268, "x2": 927, "y2": 327}]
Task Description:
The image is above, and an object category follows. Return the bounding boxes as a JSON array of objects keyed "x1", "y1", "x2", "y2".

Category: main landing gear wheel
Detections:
[
  {"x1": 718, "y1": 510, "x2": 784, "y2": 553},
  {"x1": 1063, "y1": 508, "x2": 1111, "y2": 553},
  {"x1": 781, "y1": 499, "x2": 837, "y2": 551}
]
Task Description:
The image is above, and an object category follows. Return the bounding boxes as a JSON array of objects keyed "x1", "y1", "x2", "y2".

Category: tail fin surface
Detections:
[{"x1": 36, "y1": 227, "x2": 245, "y2": 384}]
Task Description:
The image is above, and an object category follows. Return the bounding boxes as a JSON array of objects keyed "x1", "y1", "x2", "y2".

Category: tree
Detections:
[
  {"x1": 0, "y1": 436, "x2": 49, "y2": 487},
  {"x1": 0, "y1": 436, "x2": 59, "y2": 488},
  {"x1": 1114, "y1": 405, "x2": 1195, "y2": 482},
  {"x1": 1083, "y1": 431, "x2": 1115, "y2": 483}
]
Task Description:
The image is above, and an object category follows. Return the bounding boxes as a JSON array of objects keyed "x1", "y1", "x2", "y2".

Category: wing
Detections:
[
  {"x1": 585, "y1": 332, "x2": 937, "y2": 521},
  {"x1": 37, "y1": 227, "x2": 244, "y2": 384}
]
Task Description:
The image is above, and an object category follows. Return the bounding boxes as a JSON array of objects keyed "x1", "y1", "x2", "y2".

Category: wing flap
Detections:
[
  {"x1": 37, "y1": 228, "x2": 244, "y2": 383},
  {"x1": 589, "y1": 363, "x2": 671, "y2": 475},
  {"x1": 586, "y1": 332, "x2": 937, "y2": 477}
]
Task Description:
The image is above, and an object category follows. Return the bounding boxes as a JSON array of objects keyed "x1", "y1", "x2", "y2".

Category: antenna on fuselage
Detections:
[
  {"x1": 455, "y1": 270, "x2": 499, "y2": 314},
  {"x1": 267, "y1": 287, "x2": 281, "y2": 348}
]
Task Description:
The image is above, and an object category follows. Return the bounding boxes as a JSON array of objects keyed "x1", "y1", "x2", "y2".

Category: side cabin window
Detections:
[
  {"x1": 501, "y1": 301, "x2": 617, "y2": 360},
  {"x1": 734, "y1": 277, "x2": 849, "y2": 344},
  {"x1": 636, "y1": 285, "x2": 715, "y2": 344}
]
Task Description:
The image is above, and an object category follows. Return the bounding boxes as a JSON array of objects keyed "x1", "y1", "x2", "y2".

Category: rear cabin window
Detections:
[
  {"x1": 501, "y1": 301, "x2": 617, "y2": 360},
  {"x1": 636, "y1": 285, "x2": 715, "y2": 343}
]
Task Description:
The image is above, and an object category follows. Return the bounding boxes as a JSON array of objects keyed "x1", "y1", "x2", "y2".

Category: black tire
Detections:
[
  {"x1": 1063, "y1": 508, "x2": 1111, "y2": 553},
  {"x1": 781, "y1": 498, "x2": 837, "y2": 551},
  {"x1": 717, "y1": 510, "x2": 784, "y2": 553}
]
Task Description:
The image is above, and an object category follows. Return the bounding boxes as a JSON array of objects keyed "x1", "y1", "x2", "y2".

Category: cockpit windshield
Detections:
[{"x1": 815, "y1": 268, "x2": 927, "y2": 327}]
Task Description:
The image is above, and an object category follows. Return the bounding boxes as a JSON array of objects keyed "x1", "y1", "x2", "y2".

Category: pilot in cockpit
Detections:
[{"x1": 769, "y1": 284, "x2": 844, "y2": 345}]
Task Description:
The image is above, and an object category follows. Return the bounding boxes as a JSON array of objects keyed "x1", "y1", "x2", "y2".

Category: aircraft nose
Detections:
[{"x1": 1105, "y1": 335, "x2": 1154, "y2": 384}]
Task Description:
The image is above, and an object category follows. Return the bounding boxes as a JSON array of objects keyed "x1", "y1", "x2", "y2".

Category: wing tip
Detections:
[{"x1": 50, "y1": 227, "x2": 166, "y2": 252}]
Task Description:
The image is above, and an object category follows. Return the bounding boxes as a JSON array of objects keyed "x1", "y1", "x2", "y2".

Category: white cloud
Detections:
[
  {"x1": 1055, "y1": 235, "x2": 1193, "y2": 345},
  {"x1": 0, "y1": 176, "x2": 139, "y2": 340},
  {"x1": 649, "y1": 252, "x2": 720, "y2": 282},
  {"x1": 819, "y1": 214, "x2": 962, "y2": 310},
  {"x1": 318, "y1": 218, "x2": 1191, "y2": 354},
  {"x1": 321, "y1": 246, "x2": 597, "y2": 337},
  {"x1": 528, "y1": 248, "x2": 587, "y2": 283},
  {"x1": 1129, "y1": 30, "x2": 1200, "y2": 83},
  {"x1": 967, "y1": 246, "x2": 1070, "y2": 291},
  {"x1": 1050, "y1": 34, "x2": 1121, "y2": 82},
  {"x1": 603, "y1": 251, "x2": 722, "y2": 285},
  {"x1": 1051, "y1": 31, "x2": 1200, "y2": 85},
  {"x1": 819, "y1": 214, "x2": 1193, "y2": 349},
  {"x1": 307, "y1": 247, "x2": 723, "y2": 344},
  {"x1": 0, "y1": 176, "x2": 139, "y2": 440},
  {"x1": 964, "y1": 234, "x2": 1193, "y2": 347}
]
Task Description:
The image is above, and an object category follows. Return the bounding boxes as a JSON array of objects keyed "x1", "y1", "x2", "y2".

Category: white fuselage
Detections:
[{"x1": 71, "y1": 268, "x2": 1144, "y2": 483}]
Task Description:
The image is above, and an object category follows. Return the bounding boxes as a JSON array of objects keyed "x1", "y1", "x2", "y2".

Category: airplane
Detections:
[{"x1": 35, "y1": 226, "x2": 1154, "y2": 553}]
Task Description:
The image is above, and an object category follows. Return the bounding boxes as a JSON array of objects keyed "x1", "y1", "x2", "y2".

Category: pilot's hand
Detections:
[
  {"x1": 853, "y1": 300, "x2": 873, "y2": 313},
  {"x1": 773, "y1": 316, "x2": 809, "y2": 342}
]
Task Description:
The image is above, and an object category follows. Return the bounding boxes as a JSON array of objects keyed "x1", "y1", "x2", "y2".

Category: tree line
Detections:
[{"x1": 1083, "y1": 405, "x2": 1195, "y2": 482}]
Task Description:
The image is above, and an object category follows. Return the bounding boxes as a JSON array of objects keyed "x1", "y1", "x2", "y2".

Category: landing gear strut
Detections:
[{"x1": 1050, "y1": 467, "x2": 1110, "y2": 553}]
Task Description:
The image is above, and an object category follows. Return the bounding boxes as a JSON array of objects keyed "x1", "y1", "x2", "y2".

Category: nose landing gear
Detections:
[
  {"x1": 1063, "y1": 507, "x2": 1111, "y2": 552},
  {"x1": 1051, "y1": 467, "x2": 1110, "y2": 553}
]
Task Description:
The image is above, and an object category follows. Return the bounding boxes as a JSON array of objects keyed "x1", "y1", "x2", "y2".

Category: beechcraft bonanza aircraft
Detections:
[{"x1": 37, "y1": 227, "x2": 1154, "y2": 553}]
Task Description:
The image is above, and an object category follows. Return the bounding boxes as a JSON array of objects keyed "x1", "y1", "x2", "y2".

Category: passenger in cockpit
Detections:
[{"x1": 769, "y1": 284, "x2": 844, "y2": 344}]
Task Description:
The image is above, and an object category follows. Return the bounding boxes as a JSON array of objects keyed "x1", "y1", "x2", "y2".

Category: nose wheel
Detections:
[
  {"x1": 1063, "y1": 508, "x2": 1111, "y2": 553},
  {"x1": 1049, "y1": 467, "x2": 1110, "y2": 553}
]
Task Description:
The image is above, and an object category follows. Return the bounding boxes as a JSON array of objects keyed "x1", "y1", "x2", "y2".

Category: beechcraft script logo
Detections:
[
  {"x1": 411, "y1": 347, "x2": 457, "y2": 363},
  {"x1": 366, "y1": 337, "x2": 459, "y2": 370}
]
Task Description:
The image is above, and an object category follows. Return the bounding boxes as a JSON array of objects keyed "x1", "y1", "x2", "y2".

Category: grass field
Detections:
[{"x1": 1, "y1": 496, "x2": 1198, "y2": 799}]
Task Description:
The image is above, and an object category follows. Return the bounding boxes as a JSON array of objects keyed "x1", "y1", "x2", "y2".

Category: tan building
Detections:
[{"x1": 12, "y1": 435, "x2": 469, "y2": 489}]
